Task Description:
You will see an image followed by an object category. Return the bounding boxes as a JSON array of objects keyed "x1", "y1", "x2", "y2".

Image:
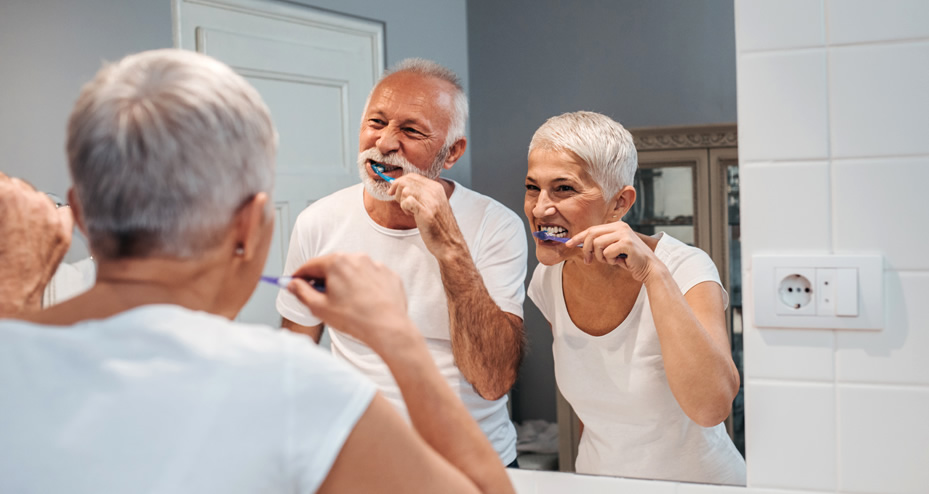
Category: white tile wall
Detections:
[
  {"x1": 827, "y1": 0, "x2": 929, "y2": 45},
  {"x1": 735, "y1": 0, "x2": 825, "y2": 52},
  {"x1": 734, "y1": 0, "x2": 929, "y2": 492},
  {"x1": 832, "y1": 157, "x2": 929, "y2": 270},
  {"x1": 745, "y1": 382, "x2": 836, "y2": 491},
  {"x1": 739, "y1": 161, "x2": 831, "y2": 257},
  {"x1": 836, "y1": 385, "x2": 929, "y2": 493},
  {"x1": 836, "y1": 273, "x2": 929, "y2": 385},
  {"x1": 737, "y1": 51, "x2": 830, "y2": 162},
  {"x1": 829, "y1": 42, "x2": 929, "y2": 158}
]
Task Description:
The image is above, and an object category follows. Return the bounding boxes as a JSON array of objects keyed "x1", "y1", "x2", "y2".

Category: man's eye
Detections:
[
  {"x1": 369, "y1": 119, "x2": 386, "y2": 126},
  {"x1": 403, "y1": 127, "x2": 423, "y2": 135}
]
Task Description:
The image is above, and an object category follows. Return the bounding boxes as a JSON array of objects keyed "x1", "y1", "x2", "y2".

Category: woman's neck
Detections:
[{"x1": 26, "y1": 255, "x2": 239, "y2": 325}]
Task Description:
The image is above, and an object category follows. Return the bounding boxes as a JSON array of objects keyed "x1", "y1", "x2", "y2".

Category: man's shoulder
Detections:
[{"x1": 450, "y1": 182, "x2": 522, "y2": 227}]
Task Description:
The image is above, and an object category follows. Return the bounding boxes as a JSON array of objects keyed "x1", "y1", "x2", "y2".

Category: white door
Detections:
[{"x1": 175, "y1": 0, "x2": 384, "y2": 326}]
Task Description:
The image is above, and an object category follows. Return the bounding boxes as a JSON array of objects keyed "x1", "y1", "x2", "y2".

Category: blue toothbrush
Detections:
[
  {"x1": 260, "y1": 275, "x2": 326, "y2": 292},
  {"x1": 371, "y1": 162, "x2": 395, "y2": 182},
  {"x1": 531, "y1": 231, "x2": 627, "y2": 259}
]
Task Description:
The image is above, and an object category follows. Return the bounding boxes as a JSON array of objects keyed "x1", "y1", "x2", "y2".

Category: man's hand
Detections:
[
  {"x1": 388, "y1": 174, "x2": 465, "y2": 260},
  {"x1": 0, "y1": 173, "x2": 74, "y2": 317}
]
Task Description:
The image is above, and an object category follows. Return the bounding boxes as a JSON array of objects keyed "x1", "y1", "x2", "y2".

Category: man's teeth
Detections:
[
  {"x1": 372, "y1": 161, "x2": 400, "y2": 172},
  {"x1": 540, "y1": 226, "x2": 568, "y2": 237}
]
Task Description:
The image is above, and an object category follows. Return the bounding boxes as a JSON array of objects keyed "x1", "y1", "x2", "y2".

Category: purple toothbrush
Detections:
[
  {"x1": 260, "y1": 275, "x2": 326, "y2": 292},
  {"x1": 531, "y1": 231, "x2": 627, "y2": 259}
]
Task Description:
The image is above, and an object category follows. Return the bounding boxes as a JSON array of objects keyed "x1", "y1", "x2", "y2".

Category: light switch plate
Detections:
[{"x1": 752, "y1": 254, "x2": 883, "y2": 330}]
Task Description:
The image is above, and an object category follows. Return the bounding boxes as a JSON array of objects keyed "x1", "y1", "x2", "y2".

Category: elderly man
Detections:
[{"x1": 276, "y1": 59, "x2": 526, "y2": 466}]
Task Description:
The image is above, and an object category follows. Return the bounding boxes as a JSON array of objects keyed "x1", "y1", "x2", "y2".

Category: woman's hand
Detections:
[
  {"x1": 286, "y1": 253, "x2": 417, "y2": 353},
  {"x1": 565, "y1": 220, "x2": 659, "y2": 282}
]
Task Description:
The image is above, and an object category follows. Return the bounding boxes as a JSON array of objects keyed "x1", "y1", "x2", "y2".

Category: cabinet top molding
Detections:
[{"x1": 631, "y1": 124, "x2": 737, "y2": 151}]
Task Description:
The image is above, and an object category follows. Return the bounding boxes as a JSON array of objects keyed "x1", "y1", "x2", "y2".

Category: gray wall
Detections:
[
  {"x1": 0, "y1": 0, "x2": 173, "y2": 196},
  {"x1": 0, "y1": 0, "x2": 470, "y2": 193},
  {"x1": 467, "y1": 0, "x2": 737, "y2": 422}
]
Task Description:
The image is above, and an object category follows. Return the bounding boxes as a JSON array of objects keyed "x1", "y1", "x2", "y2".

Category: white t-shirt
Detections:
[
  {"x1": 528, "y1": 233, "x2": 746, "y2": 485},
  {"x1": 0, "y1": 305, "x2": 376, "y2": 494},
  {"x1": 276, "y1": 182, "x2": 526, "y2": 464}
]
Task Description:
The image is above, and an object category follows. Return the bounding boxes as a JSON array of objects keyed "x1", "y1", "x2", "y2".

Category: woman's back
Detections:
[{"x1": 0, "y1": 305, "x2": 375, "y2": 494}]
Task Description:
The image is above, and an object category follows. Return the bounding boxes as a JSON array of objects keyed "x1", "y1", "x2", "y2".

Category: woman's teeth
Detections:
[{"x1": 539, "y1": 226, "x2": 568, "y2": 237}]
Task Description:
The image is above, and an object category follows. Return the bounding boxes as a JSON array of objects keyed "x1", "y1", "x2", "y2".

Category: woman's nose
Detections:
[{"x1": 533, "y1": 193, "x2": 556, "y2": 218}]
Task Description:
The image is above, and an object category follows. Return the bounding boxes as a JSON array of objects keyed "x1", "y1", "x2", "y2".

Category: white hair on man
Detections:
[
  {"x1": 376, "y1": 57, "x2": 469, "y2": 147},
  {"x1": 528, "y1": 111, "x2": 638, "y2": 201},
  {"x1": 66, "y1": 49, "x2": 277, "y2": 259}
]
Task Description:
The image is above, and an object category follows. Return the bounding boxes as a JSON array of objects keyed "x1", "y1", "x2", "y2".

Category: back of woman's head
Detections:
[
  {"x1": 66, "y1": 49, "x2": 277, "y2": 259},
  {"x1": 528, "y1": 111, "x2": 637, "y2": 201}
]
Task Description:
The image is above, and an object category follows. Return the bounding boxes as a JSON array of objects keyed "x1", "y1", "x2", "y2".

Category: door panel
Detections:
[{"x1": 175, "y1": 0, "x2": 384, "y2": 326}]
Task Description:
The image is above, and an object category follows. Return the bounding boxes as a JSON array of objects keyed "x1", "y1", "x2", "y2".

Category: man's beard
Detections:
[{"x1": 357, "y1": 145, "x2": 450, "y2": 202}]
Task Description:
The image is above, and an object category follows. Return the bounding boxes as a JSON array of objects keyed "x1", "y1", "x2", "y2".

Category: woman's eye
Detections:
[
  {"x1": 556, "y1": 185, "x2": 575, "y2": 192},
  {"x1": 525, "y1": 184, "x2": 539, "y2": 192}
]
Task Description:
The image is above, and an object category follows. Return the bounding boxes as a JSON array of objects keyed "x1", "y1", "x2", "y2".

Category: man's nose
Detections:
[
  {"x1": 375, "y1": 126, "x2": 401, "y2": 154},
  {"x1": 533, "y1": 192, "x2": 556, "y2": 218}
]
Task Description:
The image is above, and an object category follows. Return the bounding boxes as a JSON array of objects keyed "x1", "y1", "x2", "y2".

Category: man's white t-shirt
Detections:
[
  {"x1": 0, "y1": 305, "x2": 376, "y2": 493},
  {"x1": 276, "y1": 182, "x2": 527, "y2": 464},
  {"x1": 528, "y1": 233, "x2": 746, "y2": 485}
]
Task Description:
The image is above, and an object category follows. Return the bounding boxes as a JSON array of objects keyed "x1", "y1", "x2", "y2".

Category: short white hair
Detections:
[
  {"x1": 66, "y1": 49, "x2": 277, "y2": 259},
  {"x1": 528, "y1": 111, "x2": 637, "y2": 201},
  {"x1": 373, "y1": 58, "x2": 468, "y2": 147}
]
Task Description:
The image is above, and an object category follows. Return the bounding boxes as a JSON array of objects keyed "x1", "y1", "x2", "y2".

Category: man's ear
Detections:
[
  {"x1": 233, "y1": 192, "x2": 270, "y2": 260},
  {"x1": 66, "y1": 188, "x2": 88, "y2": 236},
  {"x1": 443, "y1": 137, "x2": 468, "y2": 170},
  {"x1": 609, "y1": 185, "x2": 637, "y2": 220}
]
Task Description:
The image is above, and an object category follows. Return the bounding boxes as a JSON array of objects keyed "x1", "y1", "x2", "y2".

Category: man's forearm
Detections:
[
  {"x1": 378, "y1": 328, "x2": 515, "y2": 494},
  {"x1": 437, "y1": 250, "x2": 524, "y2": 401}
]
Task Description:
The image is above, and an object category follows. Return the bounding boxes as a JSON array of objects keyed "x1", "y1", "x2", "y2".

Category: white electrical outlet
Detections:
[
  {"x1": 753, "y1": 255, "x2": 883, "y2": 330},
  {"x1": 774, "y1": 268, "x2": 816, "y2": 315}
]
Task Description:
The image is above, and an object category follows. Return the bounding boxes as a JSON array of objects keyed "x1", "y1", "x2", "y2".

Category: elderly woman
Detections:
[
  {"x1": 0, "y1": 50, "x2": 511, "y2": 494},
  {"x1": 524, "y1": 111, "x2": 746, "y2": 485}
]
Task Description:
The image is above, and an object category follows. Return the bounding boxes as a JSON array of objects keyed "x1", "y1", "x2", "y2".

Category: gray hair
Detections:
[
  {"x1": 528, "y1": 111, "x2": 637, "y2": 201},
  {"x1": 374, "y1": 58, "x2": 468, "y2": 147},
  {"x1": 66, "y1": 49, "x2": 277, "y2": 259}
]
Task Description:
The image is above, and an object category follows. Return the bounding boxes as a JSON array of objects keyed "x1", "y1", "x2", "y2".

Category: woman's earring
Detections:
[{"x1": 235, "y1": 245, "x2": 245, "y2": 256}]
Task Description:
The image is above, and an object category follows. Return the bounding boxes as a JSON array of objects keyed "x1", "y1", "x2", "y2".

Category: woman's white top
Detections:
[
  {"x1": 528, "y1": 233, "x2": 746, "y2": 485},
  {"x1": 0, "y1": 305, "x2": 376, "y2": 493}
]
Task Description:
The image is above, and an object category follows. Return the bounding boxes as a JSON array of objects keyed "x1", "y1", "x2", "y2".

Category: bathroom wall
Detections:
[
  {"x1": 737, "y1": 0, "x2": 929, "y2": 491},
  {"x1": 504, "y1": 0, "x2": 929, "y2": 492}
]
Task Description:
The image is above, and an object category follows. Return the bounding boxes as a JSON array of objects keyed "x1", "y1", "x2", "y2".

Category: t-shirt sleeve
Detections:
[
  {"x1": 473, "y1": 207, "x2": 528, "y2": 318},
  {"x1": 275, "y1": 210, "x2": 323, "y2": 327},
  {"x1": 283, "y1": 332, "x2": 376, "y2": 493},
  {"x1": 671, "y1": 246, "x2": 730, "y2": 311},
  {"x1": 526, "y1": 262, "x2": 554, "y2": 323}
]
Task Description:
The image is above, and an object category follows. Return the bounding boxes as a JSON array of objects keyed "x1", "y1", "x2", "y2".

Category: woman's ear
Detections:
[
  {"x1": 609, "y1": 185, "x2": 637, "y2": 220},
  {"x1": 66, "y1": 188, "x2": 89, "y2": 236},
  {"x1": 233, "y1": 192, "x2": 271, "y2": 260}
]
